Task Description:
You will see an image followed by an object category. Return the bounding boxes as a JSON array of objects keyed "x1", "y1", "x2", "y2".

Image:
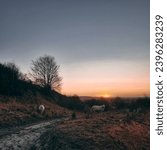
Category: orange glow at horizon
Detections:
[
  {"x1": 101, "y1": 94, "x2": 111, "y2": 98},
  {"x1": 61, "y1": 60, "x2": 150, "y2": 97},
  {"x1": 62, "y1": 82, "x2": 150, "y2": 97}
]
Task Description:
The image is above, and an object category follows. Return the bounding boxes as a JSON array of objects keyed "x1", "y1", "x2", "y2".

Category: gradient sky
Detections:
[{"x1": 0, "y1": 0, "x2": 149, "y2": 97}]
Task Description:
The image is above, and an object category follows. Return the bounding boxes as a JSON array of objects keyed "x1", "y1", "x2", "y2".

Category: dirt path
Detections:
[{"x1": 0, "y1": 118, "x2": 68, "y2": 150}]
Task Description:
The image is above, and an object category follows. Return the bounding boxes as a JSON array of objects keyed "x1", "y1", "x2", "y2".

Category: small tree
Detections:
[{"x1": 31, "y1": 55, "x2": 62, "y2": 91}]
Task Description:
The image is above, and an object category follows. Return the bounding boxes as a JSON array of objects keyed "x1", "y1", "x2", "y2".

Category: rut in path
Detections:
[{"x1": 0, "y1": 118, "x2": 68, "y2": 150}]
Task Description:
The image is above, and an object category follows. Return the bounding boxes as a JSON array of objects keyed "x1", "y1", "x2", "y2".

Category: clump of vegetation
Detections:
[
  {"x1": 56, "y1": 95, "x2": 85, "y2": 111},
  {"x1": 111, "y1": 97, "x2": 150, "y2": 112},
  {"x1": 71, "y1": 111, "x2": 76, "y2": 119},
  {"x1": 111, "y1": 97, "x2": 128, "y2": 110}
]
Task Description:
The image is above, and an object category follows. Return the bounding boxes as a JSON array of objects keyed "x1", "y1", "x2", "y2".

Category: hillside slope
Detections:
[{"x1": 0, "y1": 92, "x2": 72, "y2": 129}]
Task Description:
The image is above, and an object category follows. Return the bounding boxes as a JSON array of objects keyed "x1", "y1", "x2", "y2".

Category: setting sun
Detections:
[{"x1": 102, "y1": 94, "x2": 111, "y2": 98}]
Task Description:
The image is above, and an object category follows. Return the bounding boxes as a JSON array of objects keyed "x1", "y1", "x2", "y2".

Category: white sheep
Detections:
[
  {"x1": 38, "y1": 104, "x2": 45, "y2": 114},
  {"x1": 91, "y1": 104, "x2": 105, "y2": 112}
]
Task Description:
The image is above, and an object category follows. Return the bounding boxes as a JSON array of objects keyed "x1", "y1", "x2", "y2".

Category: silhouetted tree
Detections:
[{"x1": 31, "y1": 55, "x2": 62, "y2": 91}]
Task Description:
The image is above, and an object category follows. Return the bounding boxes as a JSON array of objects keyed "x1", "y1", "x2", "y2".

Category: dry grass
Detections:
[
  {"x1": 0, "y1": 96, "x2": 72, "y2": 128},
  {"x1": 42, "y1": 111, "x2": 149, "y2": 150},
  {"x1": 0, "y1": 95, "x2": 149, "y2": 150}
]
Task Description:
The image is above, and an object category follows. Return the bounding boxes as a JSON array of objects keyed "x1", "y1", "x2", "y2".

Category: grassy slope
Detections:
[{"x1": 0, "y1": 94, "x2": 72, "y2": 128}]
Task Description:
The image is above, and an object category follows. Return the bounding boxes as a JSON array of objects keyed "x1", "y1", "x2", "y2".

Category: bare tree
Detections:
[{"x1": 31, "y1": 55, "x2": 62, "y2": 91}]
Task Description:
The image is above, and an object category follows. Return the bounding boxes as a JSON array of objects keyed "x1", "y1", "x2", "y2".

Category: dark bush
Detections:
[
  {"x1": 56, "y1": 95, "x2": 85, "y2": 111},
  {"x1": 111, "y1": 97, "x2": 150, "y2": 112},
  {"x1": 71, "y1": 111, "x2": 76, "y2": 119},
  {"x1": 129, "y1": 97, "x2": 150, "y2": 111},
  {"x1": 112, "y1": 99, "x2": 128, "y2": 110}
]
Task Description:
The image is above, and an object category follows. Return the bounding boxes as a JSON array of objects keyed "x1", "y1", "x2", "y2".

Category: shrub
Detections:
[
  {"x1": 112, "y1": 98, "x2": 128, "y2": 110},
  {"x1": 71, "y1": 111, "x2": 76, "y2": 119},
  {"x1": 56, "y1": 95, "x2": 85, "y2": 111}
]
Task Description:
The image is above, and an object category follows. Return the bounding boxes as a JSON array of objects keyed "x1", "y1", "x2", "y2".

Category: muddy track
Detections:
[{"x1": 0, "y1": 118, "x2": 69, "y2": 150}]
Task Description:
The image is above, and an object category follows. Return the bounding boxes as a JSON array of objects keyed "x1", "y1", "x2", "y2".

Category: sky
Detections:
[{"x1": 0, "y1": 0, "x2": 150, "y2": 97}]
